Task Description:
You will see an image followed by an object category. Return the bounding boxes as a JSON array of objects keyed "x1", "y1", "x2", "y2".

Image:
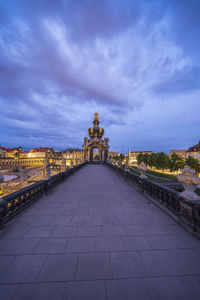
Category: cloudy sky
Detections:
[{"x1": 0, "y1": 0, "x2": 199, "y2": 153}]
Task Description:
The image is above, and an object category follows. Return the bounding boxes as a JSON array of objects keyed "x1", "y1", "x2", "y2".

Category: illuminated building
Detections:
[
  {"x1": 128, "y1": 150, "x2": 153, "y2": 165},
  {"x1": 186, "y1": 143, "x2": 200, "y2": 161},
  {"x1": 27, "y1": 147, "x2": 54, "y2": 158},
  {"x1": 169, "y1": 150, "x2": 186, "y2": 159},
  {"x1": 0, "y1": 146, "x2": 22, "y2": 158}
]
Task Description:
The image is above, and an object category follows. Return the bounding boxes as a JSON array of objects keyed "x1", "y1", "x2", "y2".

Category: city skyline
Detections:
[{"x1": 0, "y1": 0, "x2": 199, "y2": 152}]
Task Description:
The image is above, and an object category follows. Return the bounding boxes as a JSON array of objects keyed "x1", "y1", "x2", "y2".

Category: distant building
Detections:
[
  {"x1": 169, "y1": 150, "x2": 186, "y2": 159},
  {"x1": 128, "y1": 150, "x2": 153, "y2": 164},
  {"x1": 108, "y1": 151, "x2": 119, "y2": 158},
  {"x1": 0, "y1": 148, "x2": 6, "y2": 158},
  {"x1": 0, "y1": 146, "x2": 22, "y2": 158},
  {"x1": 27, "y1": 147, "x2": 54, "y2": 158},
  {"x1": 186, "y1": 142, "x2": 200, "y2": 161}
]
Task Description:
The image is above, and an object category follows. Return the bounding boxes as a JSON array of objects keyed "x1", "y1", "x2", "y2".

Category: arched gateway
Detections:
[{"x1": 83, "y1": 113, "x2": 109, "y2": 162}]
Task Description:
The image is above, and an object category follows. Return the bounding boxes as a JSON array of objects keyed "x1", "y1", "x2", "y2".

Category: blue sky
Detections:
[{"x1": 0, "y1": 0, "x2": 199, "y2": 153}]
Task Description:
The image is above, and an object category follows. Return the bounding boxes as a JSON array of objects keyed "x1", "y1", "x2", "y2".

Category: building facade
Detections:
[
  {"x1": 128, "y1": 150, "x2": 153, "y2": 165},
  {"x1": 186, "y1": 143, "x2": 200, "y2": 161},
  {"x1": 169, "y1": 150, "x2": 186, "y2": 159}
]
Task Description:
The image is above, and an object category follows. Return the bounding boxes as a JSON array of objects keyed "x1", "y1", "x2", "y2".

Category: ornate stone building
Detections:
[{"x1": 83, "y1": 113, "x2": 109, "y2": 162}]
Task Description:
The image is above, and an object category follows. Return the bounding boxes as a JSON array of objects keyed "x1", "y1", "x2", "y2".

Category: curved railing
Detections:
[
  {"x1": 0, "y1": 163, "x2": 86, "y2": 228},
  {"x1": 105, "y1": 162, "x2": 200, "y2": 235}
]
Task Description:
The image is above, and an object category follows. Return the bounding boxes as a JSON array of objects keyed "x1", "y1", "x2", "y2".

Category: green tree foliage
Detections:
[
  {"x1": 137, "y1": 152, "x2": 171, "y2": 171},
  {"x1": 186, "y1": 156, "x2": 200, "y2": 173},
  {"x1": 169, "y1": 153, "x2": 185, "y2": 172},
  {"x1": 14, "y1": 152, "x2": 19, "y2": 158},
  {"x1": 137, "y1": 153, "x2": 144, "y2": 165},
  {"x1": 119, "y1": 153, "x2": 125, "y2": 161}
]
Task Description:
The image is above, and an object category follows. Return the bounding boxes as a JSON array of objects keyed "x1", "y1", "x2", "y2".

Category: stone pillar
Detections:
[
  {"x1": 177, "y1": 165, "x2": 200, "y2": 201},
  {"x1": 99, "y1": 149, "x2": 102, "y2": 161},
  {"x1": 102, "y1": 150, "x2": 105, "y2": 161},
  {"x1": 125, "y1": 157, "x2": 129, "y2": 171},
  {"x1": 138, "y1": 162, "x2": 148, "y2": 179}
]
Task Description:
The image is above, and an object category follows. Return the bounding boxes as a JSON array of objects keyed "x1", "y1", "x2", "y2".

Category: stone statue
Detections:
[
  {"x1": 138, "y1": 162, "x2": 148, "y2": 179},
  {"x1": 41, "y1": 158, "x2": 51, "y2": 180},
  {"x1": 177, "y1": 165, "x2": 200, "y2": 201}
]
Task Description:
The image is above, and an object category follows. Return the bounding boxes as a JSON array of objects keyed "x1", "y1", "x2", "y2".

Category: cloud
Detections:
[{"x1": 0, "y1": 0, "x2": 199, "y2": 151}]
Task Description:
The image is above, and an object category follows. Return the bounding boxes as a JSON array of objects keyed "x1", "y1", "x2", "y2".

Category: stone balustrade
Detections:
[
  {"x1": 0, "y1": 163, "x2": 86, "y2": 228},
  {"x1": 106, "y1": 162, "x2": 200, "y2": 236}
]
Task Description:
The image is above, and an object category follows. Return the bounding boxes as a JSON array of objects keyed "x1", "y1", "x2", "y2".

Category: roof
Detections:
[{"x1": 186, "y1": 143, "x2": 200, "y2": 152}]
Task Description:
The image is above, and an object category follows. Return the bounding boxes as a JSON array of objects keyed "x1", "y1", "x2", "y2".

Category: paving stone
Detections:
[
  {"x1": 146, "y1": 235, "x2": 177, "y2": 250},
  {"x1": 111, "y1": 214, "x2": 132, "y2": 225},
  {"x1": 63, "y1": 280, "x2": 106, "y2": 300},
  {"x1": 72, "y1": 208, "x2": 89, "y2": 216},
  {"x1": 0, "y1": 255, "x2": 46, "y2": 283},
  {"x1": 12, "y1": 215, "x2": 36, "y2": 227},
  {"x1": 110, "y1": 251, "x2": 147, "y2": 278},
  {"x1": 89, "y1": 208, "x2": 109, "y2": 215},
  {"x1": 33, "y1": 238, "x2": 68, "y2": 254},
  {"x1": 144, "y1": 276, "x2": 192, "y2": 300},
  {"x1": 70, "y1": 216, "x2": 91, "y2": 225},
  {"x1": 0, "y1": 284, "x2": 19, "y2": 299},
  {"x1": 129, "y1": 214, "x2": 150, "y2": 225},
  {"x1": 106, "y1": 278, "x2": 150, "y2": 300},
  {"x1": 170, "y1": 249, "x2": 200, "y2": 274},
  {"x1": 37, "y1": 254, "x2": 78, "y2": 282},
  {"x1": 65, "y1": 237, "x2": 96, "y2": 253},
  {"x1": 91, "y1": 215, "x2": 113, "y2": 226},
  {"x1": 125, "y1": 225, "x2": 147, "y2": 235},
  {"x1": 140, "y1": 250, "x2": 182, "y2": 276},
  {"x1": 122, "y1": 236, "x2": 151, "y2": 251},
  {"x1": 24, "y1": 227, "x2": 53, "y2": 238},
  {"x1": 96, "y1": 237, "x2": 123, "y2": 252},
  {"x1": 102, "y1": 225, "x2": 126, "y2": 236},
  {"x1": 0, "y1": 238, "x2": 40, "y2": 255},
  {"x1": 49, "y1": 216, "x2": 72, "y2": 226},
  {"x1": 181, "y1": 275, "x2": 200, "y2": 299},
  {"x1": 76, "y1": 253, "x2": 112, "y2": 280},
  {"x1": 31, "y1": 216, "x2": 54, "y2": 227},
  {"x1": 14, "y1": 282, "x2": 65, "y2": 300},
  {"x1": 0, "y1": 226, "x2": 29, "y2": 239},
  {"x1": 77, "y1": 226, "x2": 102, "y2": 237},
  {"x1": 0, "y1": 255, "x2": 14, "y2": 274},
  {"x1": 51, "y1": 226, "x2": 77, "y2": 238}
]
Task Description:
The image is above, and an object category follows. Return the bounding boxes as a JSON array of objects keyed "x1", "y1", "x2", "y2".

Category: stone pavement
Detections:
[{"x1": 0, "y1": 164, "x2": 200, "y2": 300}]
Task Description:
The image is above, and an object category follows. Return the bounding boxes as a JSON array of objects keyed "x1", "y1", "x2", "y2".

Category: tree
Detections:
[
  {"x1": 119, "y1": 153, "x2": 125, "y2": 162},
  {"x1": 186, "y1": 156, "x2": 200, "y2": 173},
  {"x1": 169, "y1": 153, "x2": 185, "y2": 172},
  {"x1": 14, "y1": 152, "x2": 19, "y2": 159},
  {"x1": 137, "y1": 153, "x2": 144, "y2": 165},
  {"x1": 148, "y1": 153, "x2": 157, "y2": 168},
  {"x1": 154, "y1": 152, "x2": 170, "y2": 170}
]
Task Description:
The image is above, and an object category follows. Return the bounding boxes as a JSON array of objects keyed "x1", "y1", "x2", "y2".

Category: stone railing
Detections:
[
  {"x1": 105, "y1": 162, "x2": 200, "y2": 236},
  {"x1": 0, "y1": 163, "x2": 86, "y2": 228}
]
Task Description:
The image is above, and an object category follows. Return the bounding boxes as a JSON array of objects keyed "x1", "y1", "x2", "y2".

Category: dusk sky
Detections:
[{"x1": 0, "y1": 0, "x2": 199, "y2": 153}]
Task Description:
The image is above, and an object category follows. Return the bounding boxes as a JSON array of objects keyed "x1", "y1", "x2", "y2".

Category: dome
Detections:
[{"x1": 88, "y1": 113, "x2": 104, "y2": 138}]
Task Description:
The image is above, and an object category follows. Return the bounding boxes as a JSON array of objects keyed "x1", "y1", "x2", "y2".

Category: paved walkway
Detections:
[{"x1": 0, "y1": 164, "x2": 200, "y2": 300}]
